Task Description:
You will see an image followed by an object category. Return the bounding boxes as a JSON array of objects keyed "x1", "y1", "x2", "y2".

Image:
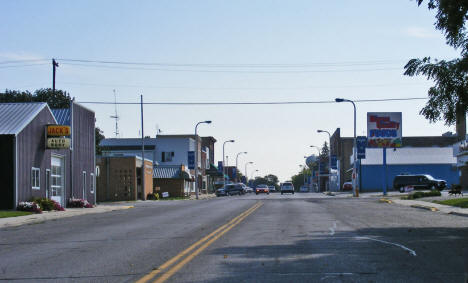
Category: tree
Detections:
[
  {"x1": 404, "y1": 1, "x2": 468, "y2": 125},
  {"x1": 291, "y1": 168, "x2": 311, "y2": 191},
  {"x1": 95, "y1": 127, "x2": 105, "y2": 155},
  {"x1": 1, "y1": 88, "x2": 72, "y2": 108},
  {"x1": 252, "y1": 174, "x2": 280, "y2": 189}
]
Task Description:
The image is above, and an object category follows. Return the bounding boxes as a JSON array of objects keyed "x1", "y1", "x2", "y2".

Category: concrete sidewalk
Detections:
[
  {"x1": 381, "y1": 197, "x2": 468, "y2": 217},
  {"x1": 0, "y1": 204, "x2": 134, "y2": 229}
]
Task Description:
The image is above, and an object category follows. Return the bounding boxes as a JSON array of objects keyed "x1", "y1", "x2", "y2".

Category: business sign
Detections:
[
  {"x1": 47, "y1": 125, "x2": 71, "y2": 136},
  {"x1": 367, "y1": 112, "x2": 402, "y2": 148},
  {"x1": 356, "y1": 136, "x2": 367, "y2": 159},
  {"x1": 187, "y1": 151, "x2": 195, "y2": 169},
  {"x1": 330, "y1": 155, "x2": 337, "y2": 169},
  {"x1": 47, "y1": 138, "x2": 71, "y2": 149},
  {"x1": 218, "y1": 161, "x2": 223, "y2": 173}
]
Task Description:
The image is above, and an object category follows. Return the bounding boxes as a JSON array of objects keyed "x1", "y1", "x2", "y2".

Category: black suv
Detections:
[
  {"x1": 393, "y1": 174, "x2": 446, "y2": 192},
  {"x1": 216, "y1": 184, "x2": 245, "y2": 197}
]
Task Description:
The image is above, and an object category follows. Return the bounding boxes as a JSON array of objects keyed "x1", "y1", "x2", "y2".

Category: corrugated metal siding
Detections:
[
  {"x1": 51, "y1": 108, "x2": 71, "y2": 125},
  {"x1": 71, "y1": 103, "x2": 95, "y2": 203},
  {"x1": 0, "y1": 103, "x2": 47, "y2": 135}
]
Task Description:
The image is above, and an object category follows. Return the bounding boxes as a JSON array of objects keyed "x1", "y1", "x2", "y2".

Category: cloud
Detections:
[{"x1": 404, "y1": 27, "x2": 439, "y2": 39}]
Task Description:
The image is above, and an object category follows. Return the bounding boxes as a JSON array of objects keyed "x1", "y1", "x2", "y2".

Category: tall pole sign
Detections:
[{"x1": 367, "y1": 112, "x2": 402, "y2": 195}]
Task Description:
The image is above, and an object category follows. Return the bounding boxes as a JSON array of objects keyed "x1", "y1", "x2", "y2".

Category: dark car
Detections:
[{"x1": 393, "y1": 174, "x2": 446, "y2": 193}]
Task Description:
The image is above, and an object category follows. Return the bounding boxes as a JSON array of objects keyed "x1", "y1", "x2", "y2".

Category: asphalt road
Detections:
[{"x1": 1, "y1": 193, "x2": 468, "y2": 283}]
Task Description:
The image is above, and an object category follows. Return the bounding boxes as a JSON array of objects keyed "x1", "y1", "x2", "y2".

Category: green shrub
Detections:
[
  {"x1": 406, "y1": 190, "x2": 441, "y2": 200},
  {"x1": 30, "y1": 197, "x2": 56, "y2": 211}
]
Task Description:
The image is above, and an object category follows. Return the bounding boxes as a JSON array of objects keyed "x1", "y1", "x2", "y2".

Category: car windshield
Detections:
[
  {"x1": 424, "y1": 175, "x2": 435, "y2": 180},
  {"x1": 257, "y1": 184, "x2": 268, "y2": 188}
]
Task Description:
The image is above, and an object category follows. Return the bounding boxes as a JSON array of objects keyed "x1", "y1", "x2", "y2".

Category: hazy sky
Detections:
[{"x1": 1, "y1": 1, "x2": 462, "y2": 181}]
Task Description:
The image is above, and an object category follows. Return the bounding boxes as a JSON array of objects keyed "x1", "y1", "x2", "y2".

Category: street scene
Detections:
[{"x1": 1, "y1": 1, "x2": 468, "y2": 282}]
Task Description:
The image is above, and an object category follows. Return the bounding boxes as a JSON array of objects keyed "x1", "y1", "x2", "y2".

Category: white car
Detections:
[{"x1": 281, "y1": 182, "x2": 295, "y2": 195}]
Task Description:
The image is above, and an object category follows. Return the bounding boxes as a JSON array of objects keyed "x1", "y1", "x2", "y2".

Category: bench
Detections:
[{"x1": 448, "y1": 185, "x2": 463, "y2": 196}]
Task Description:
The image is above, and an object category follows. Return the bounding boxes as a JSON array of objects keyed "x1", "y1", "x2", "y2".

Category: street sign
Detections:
[
  {"x1": 356, "y1": 136, "x2": 367, "y2": 159},
  {"x1": 188, "y1": 151, "x2": 195, "y2": 169},
  {"x1": 217, "y1": 161, "x2": 223, "y2": 173}
]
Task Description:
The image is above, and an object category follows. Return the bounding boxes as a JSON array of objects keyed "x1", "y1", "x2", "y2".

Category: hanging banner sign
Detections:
[
  {"x1": 356, "y1": 136, "x2": 367, "y2": 159},
  {"x1": 47, "y1": 125, "x2": 71, "y2": 136},
  {"x1": 188, "y1": 151, "x2": 195, "y2": 169},
  {"x1": 47, "y1": 138, "x2": 71, "y2": 149},
  {"x1": 367, "y1": 112, "x2": 402, "y2": 148}
]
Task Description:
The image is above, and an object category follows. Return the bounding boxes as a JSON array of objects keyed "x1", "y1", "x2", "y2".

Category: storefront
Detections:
[{"x1": 453, "y1": 139, "x2": 468, "y2": 189}]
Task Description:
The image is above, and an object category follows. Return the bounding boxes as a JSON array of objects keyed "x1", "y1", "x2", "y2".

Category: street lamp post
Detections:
[
  {"x1": 222, "y1": 140, "x2": 235, "y2": 189},
  {"x1": 194, "y1": 121, "x2": 212, "y2": 200},
  {"x1": 317, "y1": 129, "x2": 332, "y2": 192},
  {"x1": 335, "y1": 98, "x2": 358, "y2": 197},
  {"x1": 310, "y1": 145, "x2": 321, "y2": 192},
  {"x1": 245, "y1": 161, "x2": 253, "y2": 185},
  {"x1": 235, "y1": 152, "x2": 247, "y2": 182},
  {"x1": 251, "y1": 169, "x2": 259, "y2": 180}
]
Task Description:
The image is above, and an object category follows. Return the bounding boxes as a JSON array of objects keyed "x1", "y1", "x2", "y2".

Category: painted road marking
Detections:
[
  {"x1": 357, "y1": 236, "x2": 417, "y2": 256},
  {"x1": 135, "y1": 202, "x2": 263, "y2": 283}
]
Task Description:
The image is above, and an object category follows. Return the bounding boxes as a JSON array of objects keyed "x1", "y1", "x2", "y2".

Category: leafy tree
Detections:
[
  {"x1": 404, "y1": 0, "x2": 468, "y2": 125},
  {"x1": 95, "y1": 127, "x2": 105, "y2": 155},
  {"x1": 291, "y1": 168, "x2": 311, "y2": 191},
  {"x1": 252, "y1": 174, "x2": 280, "y2": 189},
  {"x1": 1, "y1": 88, "x2": 71, "y2": 108}
]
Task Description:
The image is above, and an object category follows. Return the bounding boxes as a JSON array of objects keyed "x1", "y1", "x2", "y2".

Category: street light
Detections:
[
  {"x1": 251, "y1": 169, "x2": 259, "y2": 180},
  {"x1": 235, "y1": 152, "x2": 247, "y2": 182},
  {"x1": 195, "y1": 120, "x2": 212, "y2": 200},
  {"x1": 245, "y1": 161, "x2": 253, "y2": 184},
  {"x1": 317, "y1": 129, "x2": 332, "y2": 192},
  {"x1": 335, "y1": 98, "x2": 358, "y2": 197},
  {"x1": 310, "y1": 145, "x2": 321, "y2": 192},
  {"x1": 223, "y1": 140, "x2": 235, "y2": 189}
]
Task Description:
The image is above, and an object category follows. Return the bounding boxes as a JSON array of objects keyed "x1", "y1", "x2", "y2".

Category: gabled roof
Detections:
[
  {"x1": 51, "y1": 108, "x2": 71, "y2": 126},
  {"x1": 0, "y1": 103, "x2": 56, "y2": 135}
]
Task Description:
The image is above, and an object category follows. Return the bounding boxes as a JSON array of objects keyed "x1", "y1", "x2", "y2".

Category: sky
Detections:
[{"x1": 0, "y1": 0, "x2": 463, "y2": 181}]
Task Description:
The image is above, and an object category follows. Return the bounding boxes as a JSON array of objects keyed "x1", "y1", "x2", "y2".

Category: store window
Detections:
[{"x1": 90, "y1": 173, "x2": 95, "y2": 194}]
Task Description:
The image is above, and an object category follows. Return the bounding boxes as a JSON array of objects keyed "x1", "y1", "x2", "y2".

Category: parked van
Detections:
[{"x1": 393, "y1": 174, "x2": 446, "y2": 193}]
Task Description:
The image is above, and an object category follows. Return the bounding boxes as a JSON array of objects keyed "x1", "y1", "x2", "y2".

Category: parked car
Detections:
[
  {"x1": 216, "y1": 184, "x2": 245, "y2": 196},
  {"x1": 255, "y1": 184, "x2": 270, "y2": 195},
  {"x1": 342, "y1": 182, "x2": 353, "y2": 191},
  {"x1": 244, "y1": 186, "x2": 254, "y2": 193},
  {"x1": 268, "y1": 186, "x2": 276, "y2": 192},
  {"x1": 299, "y1": 185, "x2": 309, "y2": 192},
  {"x1": 280, "y1": 182, "x2": 294, "y2": 195},
  {"x1": 393, "y1": 174, "x2": 447, "y2": 192}
]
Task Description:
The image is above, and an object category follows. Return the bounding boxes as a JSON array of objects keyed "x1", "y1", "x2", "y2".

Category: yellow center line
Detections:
[
  {"x1": 153, "y1": 202, "x2": 263, "y2": 283},
  {"x1": 135, "y1": 202, "x2": 262, "y2": 283}
]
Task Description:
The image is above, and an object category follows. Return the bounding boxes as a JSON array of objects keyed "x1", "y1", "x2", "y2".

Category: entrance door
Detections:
[{"x1": 51, "y1": 156, "x2": 64, "y2": 206}]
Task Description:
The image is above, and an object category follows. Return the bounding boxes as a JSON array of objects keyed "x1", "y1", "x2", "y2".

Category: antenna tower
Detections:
[{"x1": 110, "y1": 89, "x2": 120, "y2": 138}]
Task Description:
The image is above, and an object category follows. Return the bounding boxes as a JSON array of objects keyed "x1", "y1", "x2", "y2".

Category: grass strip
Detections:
[
  {"x1": 434, "y1": 198, "x2": 468, "y2": 208},
  {"x1": 0, "y1": 211, "x2": 33, "y2": 218}
]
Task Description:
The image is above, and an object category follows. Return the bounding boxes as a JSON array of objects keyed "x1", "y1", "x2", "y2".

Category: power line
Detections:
[
  {"x1": 0, "y1": 63, "x2": 48, "y2": 69},
  {"x1": 62, "y1": 62, "x2": 402, "y2": 73},
  {"x1": 77, "y1": 97, "x2": 427, "y2": 105},
  {"x1": 0, "y1": 59, "x2": 49, "y2": 65}
]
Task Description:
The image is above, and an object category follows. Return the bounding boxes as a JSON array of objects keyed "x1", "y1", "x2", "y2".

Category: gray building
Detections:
[{"x1": 0, "y1": 102, "x2": 95, "y2": 209}]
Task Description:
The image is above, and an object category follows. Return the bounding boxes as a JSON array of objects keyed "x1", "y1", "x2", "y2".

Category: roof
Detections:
[
  {"x1": 361, "y1": 147, "x2": 456, "y2": 165},
  {"x1": 51, "y1": 108, "x2": 71, "y2": 125},
  {"x1": 153, "y1": 166, "x2": 192, "y2": 180},
  {"x1": 0, "y1": 103, "x2": 56, "y2": 135},
  {"x1": 100, "y1": 138, "x2": 157, "y2": 147}
]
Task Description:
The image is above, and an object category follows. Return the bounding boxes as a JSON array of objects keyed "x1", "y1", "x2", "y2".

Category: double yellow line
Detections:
[{"x1": 136, "y1": 201, "x2": 263, "y2": 283}]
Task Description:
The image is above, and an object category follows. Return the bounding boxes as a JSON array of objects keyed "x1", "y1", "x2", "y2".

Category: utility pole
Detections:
[
  {"x1": 140, "y1": 95, "x2": 145, "y2": 200},
  {"x1": 52, "y1": 59, "x2": 59, "y2": 94}
]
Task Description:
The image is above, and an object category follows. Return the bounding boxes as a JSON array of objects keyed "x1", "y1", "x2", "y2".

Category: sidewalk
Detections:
[
  {"x1": 381, "y1": 196, "x2": 468, "y2": 217},
  {"x1": 0, "y1": 204, "x2": 134, "y2": 229}
]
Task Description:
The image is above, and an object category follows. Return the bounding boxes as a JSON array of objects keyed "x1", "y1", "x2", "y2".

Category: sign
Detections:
[
  {"x1": 356, "y1": 136, "x2": 367, "y2": 159},
  {"x1": 330, "y1": 155, "x2": 337, "y2": 169},
  {"x1": 47, "y1": 138, "x2": 71, "y2": 149},
  {"x1": 47, "y1": 125, "x2": 71, "y2": 136},
  {"x1": 187, "y1": 151, "x2": 195, "y2": 169},
  {"x1": 162, "y1": 192, "x2": 169, "y2": 198},
  {"x1": 367, "y1": 112, "x2": 402, "y2": 148}
]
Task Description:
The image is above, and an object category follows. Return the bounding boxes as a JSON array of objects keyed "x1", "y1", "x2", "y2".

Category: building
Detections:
[
  {"x1": 453, "y1": 138, "x2": 468, "y2": 189},
  {"x1": 0, "y1": 102, "x2": 95, "y2": 209},
  {"x1": 100, "y1": 138, "x2": 158, "y2": 163},
  {"x1": 153, "y1": 165, "x2": 192, "y2": 197},
  {"x1": 331, "y1": 127, "x2": 459, "y2": 191},
  {"x1": 360, "y1": 147, "x2": 458, "y2": 191},
  {"x1": 96, "y1": 155, "x2": 153, "y2": 201}
]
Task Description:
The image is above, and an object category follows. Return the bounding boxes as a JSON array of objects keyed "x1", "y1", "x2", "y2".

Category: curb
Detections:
[
  {"x1": 379, "y1": 198, "x2": 393, "y2": 204},
  {"x1": 410, "y1": 204, "x2": 439, "y2": 212}
]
